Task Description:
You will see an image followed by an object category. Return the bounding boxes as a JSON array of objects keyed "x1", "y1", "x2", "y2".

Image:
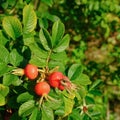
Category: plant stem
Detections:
[
  {"x1": 34, "y1": 0, "x2": 40, "y2": 10},
  {"x1": 46, "y1": 50, "x2": 52, "y2": 71},
  {"x1": 9, "y1": 0, "x2": 18, "y2": 14}
]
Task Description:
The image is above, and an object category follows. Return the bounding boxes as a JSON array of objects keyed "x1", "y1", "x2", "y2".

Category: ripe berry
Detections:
[
  {"x1": 48, "y1": 72, "x2": 64, "y2": 88},
  {"x1": 58, "y1": 84, "x2": 65, "y2": 90},
  {"x1": 24, "y1": 64, "x2": 38, "y2": 80},
  {"x1": 34, "y1": 82, "x2": 50, "y2": 96}
]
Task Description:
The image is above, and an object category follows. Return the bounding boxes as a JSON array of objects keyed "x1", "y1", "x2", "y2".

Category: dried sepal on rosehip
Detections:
[
  {"x1": 59, "y1": 76, "x2": 77, "y2": 92},
  {"x1": 12, "y1": 68, "x2": 24, "y2": 76}
]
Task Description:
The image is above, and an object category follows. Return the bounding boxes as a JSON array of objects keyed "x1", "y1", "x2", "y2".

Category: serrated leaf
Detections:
[
  {"x1": 2, "y1": 16, "x2": 22, "y2": 40},
  {"x1": 48, "y1": 60, "x2": 65, "y2": 72},
  {"x1": 0, "y1": 94, "x2": 6, "y2": 106},
  {"x1": 3, "y1": 74, "x2": 22, "y2": 86},
  {"x1": 29, "y1": 107, "x2": 40, "y2": 120},
  {"x1": 89, "y1": 79, "x2": 102, "y2": 90},
  {"x1": 42, "y1": 103, "x2": 54, "y2": 120},
  {"x1": 85, "y1": 96, "x2": 95, "y2": 104},
  {"x1": 0, "y1": 84, "x2": 9, "y2": 97},
  {"x1": 53, "y1": 34, "x2": 70, "y2": 52},
  {"x1": 39, "y1": 28, "x2": 52, "y2": 50},
  {"x1": 68, "y1": 109, "x2": 81, "y2": 120},
  {"x1": 29, "y1": 43, "x2": 48, "y2": 67},
  {"x1": 89, "y1": 89, "x2": 102, "y2": 96},
  {"x1": 0, "y1": 30, "x2": 8, "y2": 45},
  {"x1": 0, "y1": 61, "x2": 9, "y2": 77},
  {"x1": 44, "y1": 99, "x2": 63, "y2": 110},
  {"x1": 55, "y1": 106, "x2": 65, "y2": 116},
  {"x1": 0, "y1": 44, "x2": 9, "y2": 64},
  {"x1": 41, "y1": 0, "x2": 53, "y2": 7},
  {"x1": 23, "y1": 5, "x2": 37, "y2": 33},
  {"x1": 10, "y1": 49, "x2": 24, "y2": 66},
  {"x1": 51, "y1": 51, "x2": 68, "y2": 62},
  {"x1": 63, "y1": 97, "x2": 74, "y2": 117},
  {"x1": 79, "y1": 74, "x2": 91, "y2": 85},
  {"x1": 17, "y1": 92, "x2": 34, "y2": 103},
  {"x1": 52, "y1": 20, "x2": 65, "y2": 46},
  {"x1": 19, "y1": 100, "x2": 35, "y2": 117},
  {"x1": 68, "y1": 64, "x2": 83, "y2": 80}
]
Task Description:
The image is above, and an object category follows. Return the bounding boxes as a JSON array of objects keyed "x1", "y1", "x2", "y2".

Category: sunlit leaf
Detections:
[
  {"x1": 3, "y1": 74, "x2": 22, "y2": 86},
  {"x1": 19, "y1": 100, "x2": 35, "y2": 117},
  {"x1": 68, "y1": 64, "x2": 83, "y2": 80},
  {"x1": 41, "y1": 103, "x2": 54, "y2": 120},
  {"x1": 39, "y1": 28, "x2": 52, "y2": 50},
  {"x1": 23, "y1": 5, "x2": 37, "y2": 33},
  {"x1": 17, "y1": 92, "x2": 34, "y2": 103},
  {"x1": 53, "y1": 34, "x2": 70, "y2": 52},
  {"x1": 0, "y1": 44, "x2": 9, "y2": 64},
  {"x1": 2, "y1": 16, "x2": 22, "y2": 40},
  {"x1": 63, "y1": 96, "x2": 74, "y2": 117},
  {"x1": 52, "y1": 20, "x2": 65, "y2": 46},
  {"x1": 0, "y1": 84, "x2": 9, "y2": 97}
]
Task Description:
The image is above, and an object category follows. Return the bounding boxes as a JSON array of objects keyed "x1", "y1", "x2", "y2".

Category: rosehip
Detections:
[
  {"x1": 34, "y1": 82, "x2": 50, "y2": 96},
  {"x1": 24, "y1": 64, "x2": 38, "y2": 80},
  {"x1": 48, "y1": 72, "x2": 64, "y2": 88}
]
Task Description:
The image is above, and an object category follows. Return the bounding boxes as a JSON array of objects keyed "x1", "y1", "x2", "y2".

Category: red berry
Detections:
[
  {"x1": 48, "y1": 72, "x2": 64, "y2": 88},
  {"x1": 49, "y1": 79, "x2": 60, "y2": 88},
  {"x1": 34, "y1": 82, "x2": 50, "y2": 96},
  {"x1": 58, "y1": 84, "x2": 65, "y2": 90},
  {"x1": 24, "y1": 64, "x2": 38, "y2": 80}
]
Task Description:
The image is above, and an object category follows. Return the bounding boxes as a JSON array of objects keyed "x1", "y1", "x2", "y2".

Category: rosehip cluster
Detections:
[{"x1": 12, "y1": 64, "x2": 74, "y2": 97}]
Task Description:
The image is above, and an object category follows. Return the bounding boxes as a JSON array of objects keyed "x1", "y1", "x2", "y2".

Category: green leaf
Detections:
[
  {"x1": 39, "y1": 18, "x2": 48, "y2": 29},
  {"x1": 79, "y1": 74, "x2": 91, "y2": 85},
  {"x1": 17, "y1": 92, "x2": 34, "y2": 103},
  {"x1": 42, "y1": 103, "x2": 54, "y2": 120},
  {"x1": 51, "y1": 51, "x2": 68, "y2": 63},
  {"x1": 48, "y1": 61, "x2": 65, "y2": 72},
  {"x1": 23, "y1": 31, "x2": 35, "y2": 45},
  {"x1": 0, "y1": 84, "x2": 9, "y2": 97},
  {"x1": 3, "y1": 74, "x2": 22, "y2": 86},
  {"x1": 55, "y1": 106, "x2": 65, "y2": 116},
  {"x1": 0, "y1": 61, "x2": 9, "y2": 77},
  {"x1": 23, "y1": 5, "x2": 37, "y2": 33},
  {"x1": 29, "y1": 107, "x2": 40, "y2": 120},
  {"x1": 53, "y1": 34, "x2": 70, "y2": 52},
  {"x1": 68, "y1": 109, "x2": 81, "y2": 120},
  {"x1": 68, "y1": 64, "x2": 83, "y2": 80},
  {"x1": 0, "y1": 30, "x2": 8, "y2": 45},
  {"x1": 10, "y1": 49, "x2": 24, "y2": 66},
  {"x1": 0, "y1": 44, "x2": 9, "y2": 64},
  {"x1": 44, "y1": 99, "x2": 63, "y2": 110},
  {"x1": 19, "y1": 100, "x2": 35, "y2": 117},
  {"x1": 41, "y1": 0, "x2": 53, "y2": 7},
  {"x1": 0, "y1": 94, "x2": 6, "y2": 106},
  {"x1": 63, "y1": 96, "x2": 74, "y2": 117},
  {"x1": 0, "y1": 86, "x2": 9, "y2": 101},
  {"x1": 89, "y1": 89, "x2": 102, "y2": 96},
  {"x1": 29, "y1": 43, "x2": 48, "y2": 67},
  {"x1": 77, "y1": 86, "x2": 87, "y2": 98},
  {"x1": 52, "y1": 20, "x2": 65, "y2": 46},
  {"x1": 2, "y1": 16, "x2": 22, "y2": 40},
  {"x1": 39, "y1": 28, "x2": 52, "y2": 50},
  {"x1": 44, "y1": 13, "x2": 59, "y2": 22},
  {"x1": 89, "y1": 79, "x2": 102, "y2": 90}
]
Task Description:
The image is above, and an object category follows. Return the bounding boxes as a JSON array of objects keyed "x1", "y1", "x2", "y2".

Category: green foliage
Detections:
[{"x1": 0, "y1": 0, "x2": 120, "y2": 119}]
